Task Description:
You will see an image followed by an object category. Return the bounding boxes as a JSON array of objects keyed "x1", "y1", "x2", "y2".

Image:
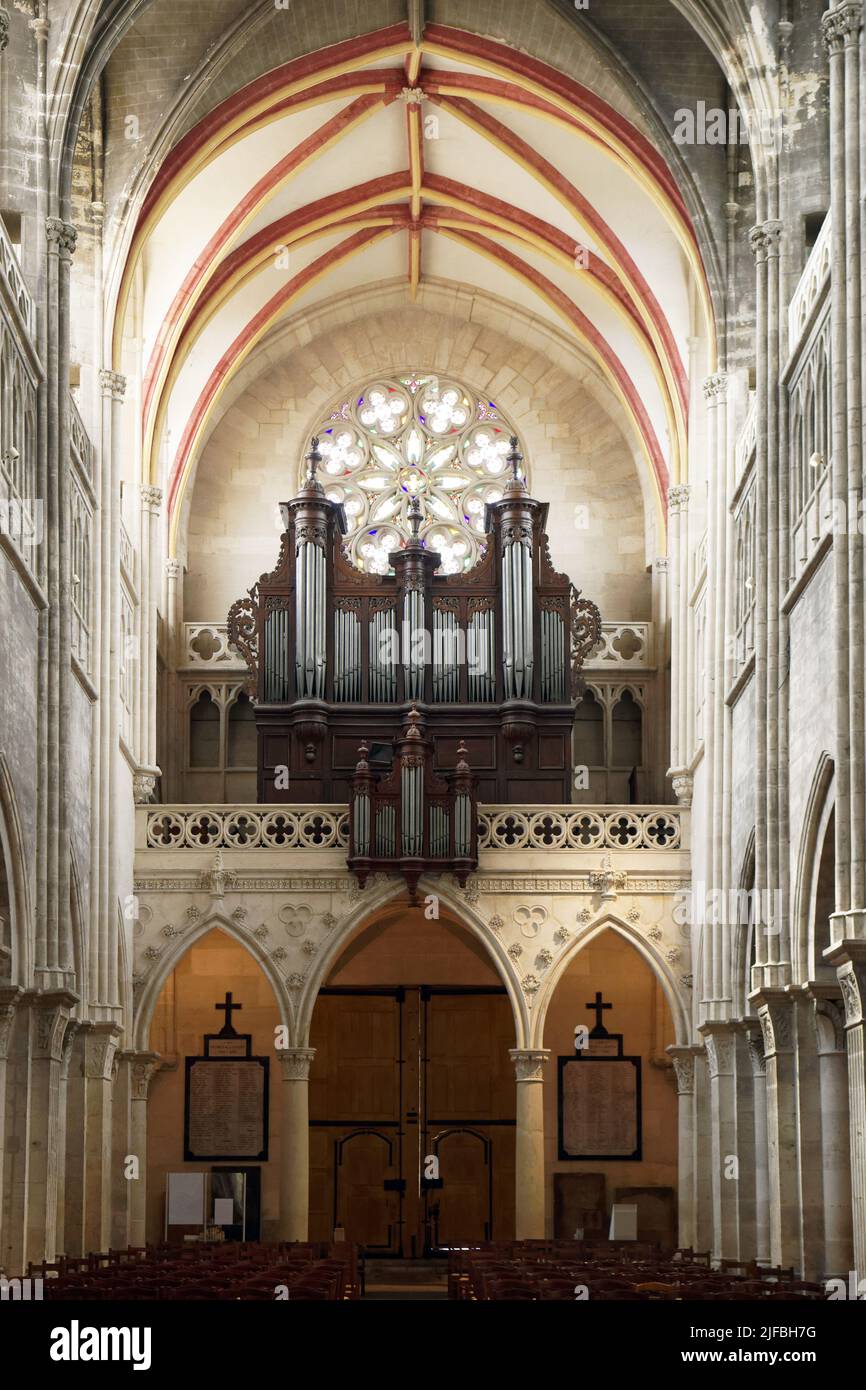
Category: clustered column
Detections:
[{"x1": 822, "y1": 0, "x2": 866, "y2": 1277}]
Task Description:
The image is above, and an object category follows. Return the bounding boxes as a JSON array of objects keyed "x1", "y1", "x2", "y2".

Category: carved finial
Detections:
[
  {"x1": 355, "y1": 740, "x2": 370, "y2": 772},
  {"x1": 505, "y1": 436, "x2": 526, "y2": 493},
  {"x1": 404, "y1": 703, "x2": 424, "y2": 738},
  {"x1": 305, "y1": 437, "x2": 322, "y2": 489},
  {"x1": 408, "y1": 494, "x2": 422, "y2": 539},
  {"x1": 456, "y1": 739, "x2": 470, "y2": 773}
]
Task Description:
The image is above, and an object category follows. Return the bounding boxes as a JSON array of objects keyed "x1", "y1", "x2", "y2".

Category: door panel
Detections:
[
  {"x1": 423, "y1": 992, "x2": 515, "y2": 1248},
  {"x1": 335, "y1": 1130, "x2": 400, "y2": 1252},
  {"x1": 432, "y1": 1129, "x2": 491, "y2": 1245},
  {"x1": 309, "y1": 986, "x2": 515, "y2": 1253}
]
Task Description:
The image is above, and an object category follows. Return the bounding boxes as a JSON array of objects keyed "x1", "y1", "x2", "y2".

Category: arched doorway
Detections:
[
  {"x1": 540, "y1": 927, "x2": 678, "y2": 1247},
  {"x1": 308, "y1": 903, "x2": 517, "y2": 1256},
  {"x1": 145, "y1": 927, "x2": 285, "y2": 1245}
]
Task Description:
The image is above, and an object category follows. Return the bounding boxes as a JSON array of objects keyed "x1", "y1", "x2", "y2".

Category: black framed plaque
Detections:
[
  {"x1": 557, "y1": 1035, "x2": 642, "y2": 1161},
  {"x1": 184, "y1": 1052, "x2": 270, "y2": 1161}
]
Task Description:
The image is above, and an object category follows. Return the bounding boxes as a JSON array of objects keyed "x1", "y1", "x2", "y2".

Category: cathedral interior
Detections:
[{"x1": 0, "y1": 0, "x2": 864, "y2": 1327}]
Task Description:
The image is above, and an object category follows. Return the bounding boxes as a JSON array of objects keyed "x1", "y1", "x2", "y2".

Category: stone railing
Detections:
[
  {"x1": 478, "y1": 806, "x2": 682, "y2": 851},
  {"x1": 584, "y1": 622, "x2": 653, "y2": 670},
  {"x1": 143, "y1": 805, "x2": 350, "y2": 850},
  {"x1": 182, "y1": 619, "x2": 653, "y2": 674},
  {"x1": 0, "y1": 213, "x2": 35, "y2": 339},
  {"x1": 140, "y1": 803, "x2": 684, "y2": 854},
  {"x1": 788, "y1": 212, "x2": 831, "y2": 349},
  {"x1": 182, "y1": 621, "x2": 244, "y2": 669}
]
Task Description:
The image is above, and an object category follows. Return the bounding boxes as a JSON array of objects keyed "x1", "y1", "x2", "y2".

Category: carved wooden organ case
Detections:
[{"x1": 228, "y1": 444, "x2": 601, "y2": 887}]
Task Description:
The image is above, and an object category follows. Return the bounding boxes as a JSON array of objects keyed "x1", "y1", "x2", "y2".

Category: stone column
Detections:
[
  {"x1": 668, "y1": 1044, "x2": 700, "y2": 1249},
  {"x1": 0, "y1": 989, "x2": 22, "y2": 1266},
  {"x1": 757, "y1": 994, "x2": 801, "y2": 1268},
  {"x1": 509, "y1": 1049, "x2": 549, "y2": 1239},
  {"x1": 667, "y1": 485, "x2": 692, "y2": 803},
  {"x1": 651, "y1": 556, "x2": 669, "y2": 802},
  {"x1": 54, "y1": 1021, "x2": 79, "y2": 1255},
  {"x1": 27, "y1": 992, "x2": 76, "y2": 1265},
  {"x1": 82, "y1": 1024, "x2": 121, "y2": 1255},
  {"x1": 745, "y1": 1025, "x2": 771, "y2": 1264},
  {"x1": 701, "y1": 1024, "x2": 739, "y2": 1260},
  {"x1": 136, "y1": 485, "x2": 162, "y2": 793},
  {"x1": 811, "y1": 995, "x2": 853, "y2": 1279},
  {"x1": 163, "y1": 559, "x2": 183, "y2": 800},
  {"x1": 279, "y1": 1048, "x2": 315, "y2": 1242},
  {"x1": 792, "y1": 993, "x2": 824, "y2": 1278},
  {"x1": 96, "y1": 370, "x2": 126, "y2": 1016},
  {"x1": 830, "y1": 950, "x2": 866, "y2": 1271},
  {"x1": 127, "y1": 1053, "x2": 161, "y2": 1249}
]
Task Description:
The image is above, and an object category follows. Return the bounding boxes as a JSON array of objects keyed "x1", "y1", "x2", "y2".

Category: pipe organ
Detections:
[{"x1": 228, "y1": 438, "x2": 601, "y2": 886}]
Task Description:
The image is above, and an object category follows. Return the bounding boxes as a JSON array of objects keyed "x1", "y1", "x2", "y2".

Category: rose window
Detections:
[{"x1": 305, "y1": 373, "x2": 528, "y2": 575}]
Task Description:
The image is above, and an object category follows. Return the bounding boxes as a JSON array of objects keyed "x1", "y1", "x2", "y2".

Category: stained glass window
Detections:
[{"x1": 304, "y1": 373, "x2": 528, "y2": 575}]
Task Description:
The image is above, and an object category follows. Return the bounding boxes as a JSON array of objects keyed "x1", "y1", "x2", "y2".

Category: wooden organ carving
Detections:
[{"x1": 228, "y1": 438, "x2": 601, "y2": 887}]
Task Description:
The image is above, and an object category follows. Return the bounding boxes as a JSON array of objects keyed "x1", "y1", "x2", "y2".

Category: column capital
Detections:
[
  {"x1": 0, "y1": 10, "x2": 9, "y2": 52},
  {"x1": 99, "y1": 369, "x2": 126, "y2": 401},
  {"x1": 133, "y1": 770, "x2": 159, "y2": 804},
  {"x1": 668, "y1": 483, "x2": 691, "y2": 515},
  {"x1": 279, "y1": 1047, "x2": 316, "y2": 1080},
  {"x1": 666, "y1": 1043, "x2": 701, "y2": 1094},
  {"x1": 702, "y1": 373, "x2": 728, "y2": 403},
  {"x1": 836, "y1": 959, "x2": 866, "y2": 1029},
  {"x1": 81, "y1": 1021, "x2": 122, "y2": 1080},
  {"x1": 748, "y1": 220, "x2": 783, "y2": 262},
  {"x1": 509, "y1": 1047, "x2": 550, "y2": 1081},
  {"x1": 741, "y1": 1024, "x2": 767, "y2": 1077},
  {"x1": 46, "y1": 217, "x2": 77, "y2": 262},
  {"x1": 700, "y1": 1022, "x2": 738, "y2": 1078},
  {"x1": 822, "y1": 1, "x2": 863, "y2": 53},
  {"x1": 756, "y1": 992, "x2": 794, "y2": 1057},
  {"x1": 28, "y1": 991, "x2": 77, "y2": 1060},
  {"x1": 653, "y1": 556, "x2": 669, "y2": 575},
  {"x1": 116, "y1": 1050, "x2": 162, "y2": 1100},
  {"x1": 140, "y1": 484, "x2": 163, "y2": 515},
  {"x1": 670, "y1": 772, "x2": 693, "y2": 807},
  {"x1": 165, "y1": 558, "x2": 183, "y2": 580}
]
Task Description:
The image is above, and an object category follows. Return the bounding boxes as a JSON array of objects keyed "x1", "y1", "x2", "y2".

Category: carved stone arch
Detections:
[
  {"x1": 0, "y1": 750, "x2": 33, "y2": 986},
  {"x1": 531, "y1": 911, "x2": 690, "y2": 1051},
  {"x1": 294, "y1": 875, "x2": 528, "y2": 1049},
  {"x1": 792, "y1": 752, "x2": 835, "y2": 984},
  {"x1": 132, "y1": 908, "x2": 292, "y2": 1052}
]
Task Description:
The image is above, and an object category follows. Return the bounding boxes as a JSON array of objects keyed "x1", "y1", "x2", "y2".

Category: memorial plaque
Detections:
[
  {"x1": 558, "y1": 990, "x2": 642, "y2": 1160},
  {"x1": 184, "y1": 1056, "x2": 269, "y2": 1160},
  {"x1": 184, "y1": 991, "x2": 269, "y2": 1161}
]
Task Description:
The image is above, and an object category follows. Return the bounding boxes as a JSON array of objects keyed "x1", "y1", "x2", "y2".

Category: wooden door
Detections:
[
  {"x1": 309, "y1": 990, "x2": 403, "y2": 1253},
  {"x1": 308, "y1": 987, "x2": 515, "y2": 1255},
  {"x1": 422, "y1": 989, "x2": 515, "y2": 1249}
]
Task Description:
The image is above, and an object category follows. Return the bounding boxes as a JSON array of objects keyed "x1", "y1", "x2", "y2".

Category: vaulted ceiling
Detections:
[{"x1": 106, "y1": 16, "x2": 718, "y2": 553}]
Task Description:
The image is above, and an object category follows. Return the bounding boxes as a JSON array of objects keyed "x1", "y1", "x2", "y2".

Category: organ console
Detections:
[{"x1": 228, "y1": 436, "x2": 601, "y2": 893}]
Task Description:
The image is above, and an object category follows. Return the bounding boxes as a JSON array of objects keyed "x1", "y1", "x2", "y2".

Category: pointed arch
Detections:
[
  {"x1": 132, "y1": 908, "x2": 292, "y2": 1051},
  {"x1": 732, "y1": 827, "x2": 757, "y2": 1018},
  {"x1": 68, "y1": 848, "x2": 87, "y2": 1001},
  {"x1": 295, "y1": 875, "x2": 527, "y2": 1048},
  {"x1": 792, "y1": 752, "x2": 835, "y2": 984},
  {"x1": 0, "y1": 751, "x2": 33, "y2": 986},
  {"x1": 532, "y1": 910, "x2": 690, "y2": 1049}
]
